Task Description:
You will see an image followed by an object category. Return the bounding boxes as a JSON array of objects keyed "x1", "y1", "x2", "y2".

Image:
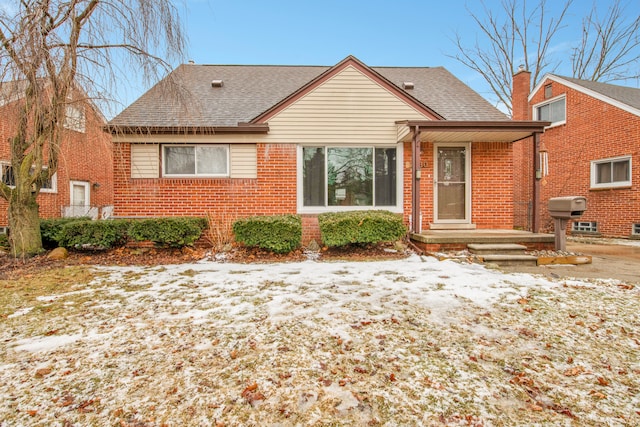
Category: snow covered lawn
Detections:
[{"x1": 1, "y1": 255, "x2": 638, "y2": 426}]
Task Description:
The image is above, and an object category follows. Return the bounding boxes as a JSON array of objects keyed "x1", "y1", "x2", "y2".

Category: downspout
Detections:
[
  {"x1": 532, "y1": 132, "x2": 541, "y2": 233},
  {"x1": 411, "y1": 126, "x2": 421, "y2": 233}
]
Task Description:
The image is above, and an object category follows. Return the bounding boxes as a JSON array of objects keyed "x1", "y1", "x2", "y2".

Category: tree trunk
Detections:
[{"x1": 8, "y1": 196, "x2": 43, "y2": 258}]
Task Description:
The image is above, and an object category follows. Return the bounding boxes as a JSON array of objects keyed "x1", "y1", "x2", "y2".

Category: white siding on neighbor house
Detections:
[
  {"x1": 262, "y1": 65, "x2": 431, "y2": 145},
  {"x1": 230, "y1": 144, "x2": 257, "y2": 178},
  {"x1": 131, "y1": 144, "x2": 159, "y2": 178}
]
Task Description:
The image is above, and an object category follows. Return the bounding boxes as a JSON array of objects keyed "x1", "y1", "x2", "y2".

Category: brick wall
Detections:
[
  {"x1": 528, "y1": 79, "x2": 640, "y2": 237},
  {"x1": 115, "y1": 138, "x2": 517, "y2": 244},
  {"x1": 471, "y1": 142, "x2": 514, "y2": 228},
  {"x1": 0, "y1": 98, "x2": 113, "y2": 227}
]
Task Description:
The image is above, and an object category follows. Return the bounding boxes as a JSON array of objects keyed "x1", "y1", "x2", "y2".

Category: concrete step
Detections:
[
  {"x1": 478, "y1": 254, "x2": 538, "y2": 266},
  {"x1": 467, "y1": 243, "x2": 528, "y2": 255}
]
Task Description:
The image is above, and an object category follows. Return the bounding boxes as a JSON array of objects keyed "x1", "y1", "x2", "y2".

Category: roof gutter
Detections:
[{"x1": 104, "y1": 123, "x2": 270, "y2": 135}]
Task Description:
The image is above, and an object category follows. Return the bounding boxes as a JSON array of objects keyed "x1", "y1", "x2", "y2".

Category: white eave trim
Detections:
[{"x1": 530, "y1": 74, "x2": 640, "y2": 118}]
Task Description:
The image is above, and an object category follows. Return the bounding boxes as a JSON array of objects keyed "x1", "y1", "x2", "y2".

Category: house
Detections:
[
  {"x1": 108, "y1": 56, "x2": 549, "y2": 246},
  {"x1": 512, "y1": 69, "x2": 640, "y2": 238},
  {"x1": 0, "y1": 82, "x2": 114, "y2": 231}
]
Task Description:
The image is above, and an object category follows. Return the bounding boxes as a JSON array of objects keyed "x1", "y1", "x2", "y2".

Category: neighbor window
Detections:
[
  {"x1": 162, "y1": 145, "x2": 229, "y2": 177},
  {"x1": 301, "y1": 146, "x2": 398, "y2": 210},
  {"x1": 572, "y1": 221, "x2": 598, "y2": 233},
  {"x1": 64, "y1": 105, "x2": 86, "y2": 133},
  {"x1": 590, "y1": 156, "x2": 631, "y2": 189},
  {"x1": 1, "y1": 162, "x2": 56, "y2": 192},
  {"x1": 534, "y1": 95, "x2": 566, "y2": 125}
]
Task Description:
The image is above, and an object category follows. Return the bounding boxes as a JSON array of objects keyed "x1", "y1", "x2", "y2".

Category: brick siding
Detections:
[
  {"x1": 0, "y1": 98, "x2": 113, "y2": 227},
  {"x1": 515, "y1": 77, "x2": 640, "y2": 238}
]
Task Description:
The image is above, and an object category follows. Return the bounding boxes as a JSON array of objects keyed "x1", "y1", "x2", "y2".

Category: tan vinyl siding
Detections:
[
  {"x1": 131, "y1": 144, "x2": 159, "y2": 178},
  {"x1": 230, "y1": 144, "x2": 257, "y2": 178},
  {"x1": 263, "y1": 65, "x2": 431, "y2": 145}
]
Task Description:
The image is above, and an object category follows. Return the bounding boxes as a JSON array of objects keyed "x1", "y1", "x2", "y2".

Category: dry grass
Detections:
[{"x1": 0, "y1": 258, "x2": 638, "y2": 426}]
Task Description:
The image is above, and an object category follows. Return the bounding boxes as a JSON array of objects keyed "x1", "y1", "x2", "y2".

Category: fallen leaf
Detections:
[
  {"x1": 596, "y1": 376, "x2": 610, "y2": 387},
  {"x1": 564, "y1": 366, "x2": 585, "y2": 377},
  {"x1": 35, "y1": 367, "x2": 52, "y2": 378}
]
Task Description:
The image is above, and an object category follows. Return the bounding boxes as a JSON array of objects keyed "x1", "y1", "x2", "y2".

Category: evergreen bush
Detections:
[
  {"x1": 233, "y1": 214, "x2": 302, "y2": 254},
  {"x1": 318, "y1": 210, "x2": 406, "y2": 247}
]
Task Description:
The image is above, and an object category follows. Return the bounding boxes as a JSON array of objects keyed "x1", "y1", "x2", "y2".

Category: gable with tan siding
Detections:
[{"x1": 262, "y1": 65, "x2": 432, "y2": 145}]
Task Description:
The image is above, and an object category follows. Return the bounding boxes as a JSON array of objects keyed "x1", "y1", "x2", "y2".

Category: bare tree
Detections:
[
  {"x1": 572, "y1": 1, "x2": 640, "y2": 82},
  {"x1": 0, "y1": 0, "x2": 185, "y2": 257},
  {"x1": 450, "y1": 0, "x2": 572, "y2": 114}
]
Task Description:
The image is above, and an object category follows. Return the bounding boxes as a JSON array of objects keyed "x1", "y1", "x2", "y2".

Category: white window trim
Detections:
[
  {"x1": 161, "y1": 144, "x2": 230, "y2": 178},
  {"x1": 0, "y1": 161, "x2": 58, "y2": 193},
  {"x1": 64, "y1": 105, "x2": 86, "y2": 133},
  {"x1": 296, "y1": 144, "x2": 404, "y2": 214},
  {"x1": 70, "y1": 180, "x2": 90, "y2": 207},
  {"x1": 433, "y1": 142, "x2": 472, "y2": 225},
  {"x1": 590, "y1": 155, "x2": 632, "y2": 189},
  {"x1": 532, "y1": 94, "x2": 566, "y2": 128}
]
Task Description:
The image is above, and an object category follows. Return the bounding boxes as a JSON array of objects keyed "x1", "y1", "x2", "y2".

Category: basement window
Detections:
[
  {"x1": 633, "y1": 223, "x2": 640, "y2": 235},
  {"x1": 572, "y1": 221, "x2": 598, "y2": 233}
]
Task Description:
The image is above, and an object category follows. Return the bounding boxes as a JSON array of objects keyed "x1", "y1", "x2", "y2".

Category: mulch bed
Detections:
[{"x1": 0, "y1": 242, "x2": 411, "y2": 280}]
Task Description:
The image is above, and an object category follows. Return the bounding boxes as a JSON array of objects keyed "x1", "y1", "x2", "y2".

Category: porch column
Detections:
[
  {"x1": 411, "y1": 126, "x2": 421, "y2": 233},
  {"x1": 532, "y1": 132, "x2": 541, "y2": 233}
]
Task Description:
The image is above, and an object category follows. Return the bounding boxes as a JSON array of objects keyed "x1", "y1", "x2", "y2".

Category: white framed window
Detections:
[
  {"x1": 162, "y1": 145, "x2": 229, "y2": 177},
  {"x1": 298, "y1": 145, "x2": 402, "y2": 213},
  {"x1": 590, "y1": 155, "x2": 631, "y2": 189},
  {"x1": 64, "y1": 105, "x2": 86, "y2": 133},
  {"x1": 0, "y1": 162, "x2": 57, "y2": 193},
  {"x1": 572, "y1": 221, "x2": 598, "y2": 233},
  {"x1": 534, "y1": 95, "x2": 566, "y2": 126},
  {"x1": 632, "y1": 223, "x2": 640, "y2": 235}
]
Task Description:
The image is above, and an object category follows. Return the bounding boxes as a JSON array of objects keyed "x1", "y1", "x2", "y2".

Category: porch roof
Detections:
[{"x1": 397, "y1": 120, "x2": 550, "y2": 143}]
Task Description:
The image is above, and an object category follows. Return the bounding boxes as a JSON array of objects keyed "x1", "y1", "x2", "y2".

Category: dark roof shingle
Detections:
[
  {"x1": 109, "y1": 60, "x2": 507, "y2": 128},
  {"x1": 553, "y1": 75, "x2": 640, "y2": 111}
]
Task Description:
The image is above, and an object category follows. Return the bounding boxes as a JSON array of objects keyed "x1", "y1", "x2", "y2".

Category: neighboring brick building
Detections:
[
  {"x1": 513, "y1": 71, "x2": 640, "y2": 238},
  {"x1": 0, "y1": 83, "x2": 113, "y2": 230},
  {"x1": 108, "y1": 56, "x2": 547, "y2": 243}
]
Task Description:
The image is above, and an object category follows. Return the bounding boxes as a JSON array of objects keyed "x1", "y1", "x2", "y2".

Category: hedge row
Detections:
[
  {"x1": 318, "y1": 210, "x2": 406, "y2": 247},
  {"x1": 232, "y1": 210, "x2": 406, "y2": 253},
  {"x1": 232, "y1": 214, "x2": 302, "y2": 254},
  {"x1": 37, "y1": 210, "x2": 406, "y2": 253},
  {"x1": 41, "y1": 217, "x2": 207, "y2": 250}
]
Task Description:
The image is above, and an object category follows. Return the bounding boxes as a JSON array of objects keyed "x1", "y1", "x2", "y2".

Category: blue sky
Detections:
[{"x1": 116, "y1": 0, "x2": 638, "y2": 115}]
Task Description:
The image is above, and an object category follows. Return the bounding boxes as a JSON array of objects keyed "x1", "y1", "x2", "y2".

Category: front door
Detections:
[
  {"x1": 69, "y1": 180, "x2": 90, "y2": 217},
  {"x1": 434, "y1": 143, "x2": 471, "y2": 224}
]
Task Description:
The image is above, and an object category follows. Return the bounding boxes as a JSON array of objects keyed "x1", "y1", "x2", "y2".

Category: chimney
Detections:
[{"x1": 512, "y1": 65, "x2": 531, "y2": 120}]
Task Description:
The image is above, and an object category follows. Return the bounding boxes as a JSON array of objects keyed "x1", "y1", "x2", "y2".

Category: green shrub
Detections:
[
  {"x1": 233, "y1": 214, "x2": 302, "y2": 254},
  {"x1": 127, "y1": 217, "x2": 207, "y2": 248},
  {"x1": 318, "y1": 210, "x2": 406, "y2": 247},
  {"x1": 57, "y1": 219, "x2": 130, "y2": 250},
  {"x1": 0, "y1": 232, "x2": 8, "y2": 250},
  {"x1": 40, "y1": 217, "x2": 91, "y2": 249}
]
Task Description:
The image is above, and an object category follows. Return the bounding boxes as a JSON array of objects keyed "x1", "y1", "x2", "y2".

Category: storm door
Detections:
[{"x1": 434, "y1": 143, "x2": 471, "y2": 224}]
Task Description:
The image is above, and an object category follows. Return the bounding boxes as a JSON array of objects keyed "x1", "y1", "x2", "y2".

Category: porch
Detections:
[{"x1": 410, "y1": 229, "x2": 555, "y2": 253}]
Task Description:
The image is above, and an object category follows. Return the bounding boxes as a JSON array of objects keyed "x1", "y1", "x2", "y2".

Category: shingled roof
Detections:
[
  {"x1": 538, "y1": 74, "x2": 640, "y2": 115},
  {"x1": 109, "y1": 57, "x2": 507, "y2": 129}
]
